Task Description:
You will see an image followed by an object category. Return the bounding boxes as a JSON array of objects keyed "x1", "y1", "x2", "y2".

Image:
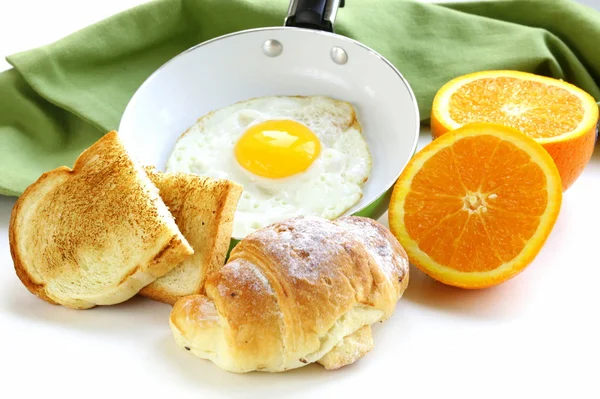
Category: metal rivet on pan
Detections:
[
  {"x1": 262, "y1": 39, "x2": 283, "y2": 57},
  {"x1": 330, "y1": 46, "x2": 348, "y2": 65}
]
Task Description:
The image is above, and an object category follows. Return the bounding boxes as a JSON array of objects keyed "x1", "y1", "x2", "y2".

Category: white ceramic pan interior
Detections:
[{"x1": 118, "y1": 26, "x2": 420, "y2": 237}]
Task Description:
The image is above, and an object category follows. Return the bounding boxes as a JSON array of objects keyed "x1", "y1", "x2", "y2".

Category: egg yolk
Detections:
[{"x1": 234, "y1": 119, "x2": 321, "y2": 178}]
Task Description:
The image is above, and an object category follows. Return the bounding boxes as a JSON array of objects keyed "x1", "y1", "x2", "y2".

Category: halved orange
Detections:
[
  {"x1": 431, "y1": 70, "x2": 599, "y2": 191},
  {"x1": 388, "y1": 123, "x2": 562, "y2": 289}
]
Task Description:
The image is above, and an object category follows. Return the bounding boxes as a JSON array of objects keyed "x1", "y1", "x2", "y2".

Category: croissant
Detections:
[{"x1": 169, "y1": 215, "x2": 409, "y2": 373}]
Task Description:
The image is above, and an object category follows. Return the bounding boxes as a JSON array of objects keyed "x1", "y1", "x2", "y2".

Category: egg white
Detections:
[{"x1": 166, "y1": 96, "x2": 372, "y2": 238}]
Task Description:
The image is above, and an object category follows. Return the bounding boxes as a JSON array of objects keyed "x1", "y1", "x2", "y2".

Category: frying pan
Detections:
[{"x1": 118, "y1": 0, "x2": 420, "y2": 243}]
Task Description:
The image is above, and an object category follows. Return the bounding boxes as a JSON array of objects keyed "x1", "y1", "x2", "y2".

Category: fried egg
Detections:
[{"x1": 166, "y1": 96, "x2": 372, "y2": 238}]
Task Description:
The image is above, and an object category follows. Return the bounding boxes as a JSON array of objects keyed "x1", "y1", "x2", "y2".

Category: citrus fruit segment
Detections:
[
  {"x1": 388, "y1": 123, "x2": 562, "y2": 289},
  {"x1": 430, "y1": 70, "x2": 599, "y2": 191}
]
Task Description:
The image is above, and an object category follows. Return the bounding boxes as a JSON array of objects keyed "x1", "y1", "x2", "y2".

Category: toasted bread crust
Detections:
[
  {"x1": 199, "y1": 181, "x2": 243, "y2": 292},
  {"x1": 139, "y1": 168, "x2": 242, "y2": 305},
  {"x1": 10, "y1": 167, "x2": 71, "y2": 306},
  {"x1": 137, "y1": 284, "x2": 181, "y2": 306},
  {"x1": 9, "y1": 131, "x2": 193, "y2": 309},
  {"x1": 147, "y1": 234, "x2": 195, "y2": 279}
]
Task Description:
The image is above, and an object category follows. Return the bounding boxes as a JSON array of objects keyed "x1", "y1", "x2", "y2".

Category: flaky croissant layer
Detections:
[{"x1": 170, "y1": 215, "x2": 409, "y2": 373}]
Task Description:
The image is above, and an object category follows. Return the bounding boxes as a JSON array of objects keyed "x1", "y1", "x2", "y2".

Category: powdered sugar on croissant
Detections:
[{"x1": 169, "y1": 215, "x2": 409, "y2": 373}]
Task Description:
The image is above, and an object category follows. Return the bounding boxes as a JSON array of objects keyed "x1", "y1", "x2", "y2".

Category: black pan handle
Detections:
[{"x1": 284, "y1": 0, "x2": 345, "y2": 32}]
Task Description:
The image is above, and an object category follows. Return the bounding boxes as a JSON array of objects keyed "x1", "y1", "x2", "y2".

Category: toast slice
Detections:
[
  {"x1": 9, "y1": 131, "x2": 194, "y2": 310},
  {"x1": 140, "y1": 167, "x2": 242, "y2": 305}
]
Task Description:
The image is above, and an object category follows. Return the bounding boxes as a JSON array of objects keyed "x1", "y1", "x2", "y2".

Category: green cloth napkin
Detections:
[{"x1": 1, "y1": 0, "x2": 599, "y2": 196}]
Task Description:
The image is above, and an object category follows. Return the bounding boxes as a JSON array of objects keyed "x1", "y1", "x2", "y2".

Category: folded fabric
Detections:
[{"x1": 1, "y1": 0, "x2": 599, "y2": 196}]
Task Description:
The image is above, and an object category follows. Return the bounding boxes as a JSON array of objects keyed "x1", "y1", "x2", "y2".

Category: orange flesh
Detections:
[
  {"x1": 448, "y1": 77, "x2": 585, "y2": 138},
  {"x1": 404, "y1": 135, "x2": 548, "y2": 272}
]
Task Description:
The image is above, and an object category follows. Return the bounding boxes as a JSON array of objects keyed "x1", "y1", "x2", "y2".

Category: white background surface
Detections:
[{"x1": 1, "y1": 1, "x2": 599, "y2": 398}]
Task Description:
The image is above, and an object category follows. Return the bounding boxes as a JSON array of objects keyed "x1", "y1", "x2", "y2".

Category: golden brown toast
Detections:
[
  {"x1": 140, "y1": 167, "x2": 242, "y2": 305},
  {"x1": 9, "y1": 131, "x2": 194, "y2": 310}
]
